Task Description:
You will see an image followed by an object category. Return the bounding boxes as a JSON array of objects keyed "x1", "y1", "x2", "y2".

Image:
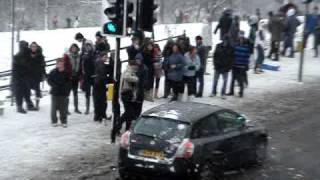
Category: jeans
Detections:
[
  {"x1": 93, "y1": 82, "x2": 107, "y2": 121},
  {"x1": 283, "y1": 35, "x2": 294, "y2": 56},
  {"x1": 268, "y1": 41, "x2": 280, "y2": 61},
  {"x1": 212, "y1": 71, "x2": 229, "y2": 96},
  {"x1": 183, "y1": 76, "x2": 196, "y2": 96},
  {"x1": 51, "y1": 96, "x2": 68, "y2": 124},
  {"x1": 71, "y1": 77, "x2": 80, "y2": 110},
  {"x1": 196, "y1": 69, "x2": 204, "y2": 96},
  {"x1": 168, "y1": 80, "x2": 183, "y2": 98},
  {"x1": 229, "y1": 67, "x2": 247, "y2": 96},
  {"x1": 255, "y1": 45, "x2": 265, "y2": 71}
]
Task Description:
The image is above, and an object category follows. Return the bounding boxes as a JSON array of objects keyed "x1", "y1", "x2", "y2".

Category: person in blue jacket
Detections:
[
  {"x1": 165, "y1": 43, "x2": 186, "y2": 101},
  {"x1": 227, "y1": 31, "x2": 253, "y2": 98},
  {"x1": 304, "y1": 6, "x2": 320, "y2": 57}
]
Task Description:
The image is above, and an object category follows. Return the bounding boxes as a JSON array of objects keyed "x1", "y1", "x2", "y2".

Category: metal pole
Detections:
[
  {"x1": 298, "y1": 3, "x2": 309, "y2": 82},
  {"x1": 10, "y1": 0, "x2": 15, "y2": 106},
  {"x1": 111, "y1": 37, "x2": 121, "y2": 143},
  {"x1": 44, "y1": 0, "x2": 49, "y2": 30},
  {"x1": 135, "y1": 0, "x2": 140, "y2": 32}
]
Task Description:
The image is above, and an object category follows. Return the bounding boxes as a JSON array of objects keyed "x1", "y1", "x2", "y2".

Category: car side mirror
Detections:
[{"x1": 236, "y1": 115, "x2": 246, "y2": 126}]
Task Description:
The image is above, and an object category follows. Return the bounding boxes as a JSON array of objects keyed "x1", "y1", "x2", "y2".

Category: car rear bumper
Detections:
[{"x1": 119, "y1": 148, "x2": 195, "y2": 180}]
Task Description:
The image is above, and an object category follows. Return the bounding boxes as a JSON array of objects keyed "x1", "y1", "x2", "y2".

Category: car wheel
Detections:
[
  {"x1": 199, "y1": 161, "x2": 219, "y2": 180},
  {"x1": 255, "y1": 141, "x2": 268, "y2": 164}
]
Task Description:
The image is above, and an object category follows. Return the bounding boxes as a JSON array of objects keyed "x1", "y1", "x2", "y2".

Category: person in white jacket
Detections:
[{"x1": 254, "y1": 20, "x2": 267, "y2": 74}]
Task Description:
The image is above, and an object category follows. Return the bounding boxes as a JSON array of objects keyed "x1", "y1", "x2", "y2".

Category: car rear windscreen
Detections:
[{"x1": 133, "y1": 117, "x2": 190, "y2": 142}]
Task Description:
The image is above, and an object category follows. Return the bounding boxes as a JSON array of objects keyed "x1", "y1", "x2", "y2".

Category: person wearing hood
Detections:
[
  {"x1": 214, "y1": 9, "x2": 233, "y2": 40},
  {"x1": 282, "y1": 8, "x2": 301, "y2": 58},
  {"x1": 183, "y1": 46, "x2": 200, "y2": 101},
  {"x1": 75, "y1": 32, "x2": 95, "y2": 114},
  {"x1": 12, "y1": 41, "x2": 37, "y2": 113},
  {"x1": 267, "y1": 11, "x2": 285, "y2": 61},
  {"x1": 211, "y1": 36, "x2": 234, "y2": 99},
  {"x1": 29, "y1": 42, "x2": 46, "y2": 110}
]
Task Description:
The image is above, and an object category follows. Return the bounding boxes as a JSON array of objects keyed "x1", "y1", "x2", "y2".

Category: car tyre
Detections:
[{"x1": 254, "y1": 141, "x2": 268, "y2": 165}]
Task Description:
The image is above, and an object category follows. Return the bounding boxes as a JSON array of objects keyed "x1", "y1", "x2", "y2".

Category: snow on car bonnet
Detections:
[{"x1": 148, "y1": 110, "x2": 181, "y2": 120}]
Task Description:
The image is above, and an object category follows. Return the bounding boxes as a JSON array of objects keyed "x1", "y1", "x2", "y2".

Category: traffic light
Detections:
[
  {"x1": 103, "y1": 0, "x2": 133, "y2": 37},
  {"x1": 139, "y1": 0, "x2": 158, "y2": 32}
]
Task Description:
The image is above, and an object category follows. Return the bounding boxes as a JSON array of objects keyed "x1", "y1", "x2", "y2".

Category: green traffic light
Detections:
[{"x1": 106, "y1": 22, "x2": 117, "y2": 33}]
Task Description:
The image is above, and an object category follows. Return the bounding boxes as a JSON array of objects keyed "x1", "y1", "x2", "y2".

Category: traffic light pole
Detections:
[{"x1": 111, "y1": 37, "x2": 121, "y2": 143}]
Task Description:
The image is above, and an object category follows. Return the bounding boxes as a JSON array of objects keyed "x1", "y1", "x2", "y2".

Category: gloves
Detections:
[{"x1": 188, "y1": 66, "x2": 196, "y2": 71}]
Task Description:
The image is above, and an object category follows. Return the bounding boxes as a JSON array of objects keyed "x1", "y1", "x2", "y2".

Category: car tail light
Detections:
[
  {"x1": 120, "y1": 131, "x2": 131, "y2": 150},
  {"x1": 175, "y1": 139, "x2": 194, "y2": 159}
]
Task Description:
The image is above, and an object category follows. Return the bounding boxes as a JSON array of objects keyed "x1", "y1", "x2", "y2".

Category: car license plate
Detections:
[{"x1": 142, "y1": 150, "x2": 164, "y2": 160}]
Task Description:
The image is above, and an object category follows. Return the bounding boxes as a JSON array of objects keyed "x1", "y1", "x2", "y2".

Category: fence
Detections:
[{"x1": 0, "y1": 34, "x2": 183, "y2": 93}]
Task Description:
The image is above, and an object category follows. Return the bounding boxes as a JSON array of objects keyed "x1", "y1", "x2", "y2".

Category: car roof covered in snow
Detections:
[{"x1": 142, "y1": 102, "x2": 224, "y2": 123}]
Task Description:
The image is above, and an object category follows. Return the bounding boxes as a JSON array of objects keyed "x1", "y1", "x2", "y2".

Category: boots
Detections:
[
  {"x1": 144, "y1": 90, "x2": 154, "y2": 102},
  {"x1": 154, "y1": 88, "x2": 159, "y2": 99},
  {"x1": 35, "y1": 98, "x2": 40, "y2": 110},
  {"x1": 74, "y1": 95, "x2": 82, "y2": 114},
  {"x1": 17, "y1": 106, "x2": 27, "y2": 114},
  {"x1": 27, "y1": 103, "x2": 38, "y2": 111},
  {"x1": 85, "y1": 97, "x2": 90, "y2": 115}
]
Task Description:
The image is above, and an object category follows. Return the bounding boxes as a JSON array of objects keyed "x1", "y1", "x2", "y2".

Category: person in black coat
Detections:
[
  {"x1": 29, "y1": 42, "x2": 46, "y2": 110},
  {"x1": 211, "y1": 36, "x2": 234, "y2": 98},
  {"x1": 93, "y1": 52, "x2": 114, "y2": 122},
  {"x1": 47, "y1": 59, "x2": 72, "y2": 127},
  {"x1": 12, "y1": 41, "x2": 36, "y2": 113},
  {"x1": 127, "y1": 37, "x2": 141, "y2": 61},
  {"x1": 95, "y1": 31, "x2": 110, "y2": 55},
  {"x1": 75, "y1": 33, "x2": 96, "y2": 114},
  {"x1": 161, "y1": 39, "x2": 175, "y2": 98},
  {"x1": 214, "y1": 9, "x2": 233, "y2": 40}
]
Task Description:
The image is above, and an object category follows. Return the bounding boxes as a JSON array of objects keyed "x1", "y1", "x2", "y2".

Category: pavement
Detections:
[{"x1": 0, "y1": 51, "x2": 320, "y2": 180}]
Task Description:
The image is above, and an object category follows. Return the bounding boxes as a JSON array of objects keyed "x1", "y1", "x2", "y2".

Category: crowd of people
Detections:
[{"x1": 11, "y1": 4, "x2": 320, "y2": 131}]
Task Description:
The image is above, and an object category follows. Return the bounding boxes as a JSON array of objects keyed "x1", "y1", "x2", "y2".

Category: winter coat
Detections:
[
  {"x1": 67, "y1": 53, "x2": 81, "y2": 77},
  {"x1": 29, "y1": 51, "x2": 46, "y2": 87},
  {"x1": 121, "y1": 65, "x2": 147, "y2": 103},
  {"x1": 95, "y1": 40, "x2": 110, "y2": 54},
  {"x1": 196, "y1": 43, "x2": 207, "y2": 70},
  {"x1": 305, "y1": 14, "x2": 320, "y2": 33},
  {"x1": 213, "y1": 43, "x2": 234, "y2": 73},
  {"x1": 127, "y1": 45, "x2": 140, "y2": 61},
  {"x1": 152, "y1": 48, "x2": 163, "y2": 78},
  {"x1": 234, "y1": 41, "x2": 252, "y2": 68},
  {"x1": 12, "y1": 48, "x2": 32, "y2": 84},
  {"x1": 47, "y1": 68, "x2": 71, "y2": 96},
  {"x1": 80, "y1": 39, "x2": 95, "y2": 77},
  {"x1": 268, "y1": 15, "x2": 285, "y2": 42},
  {"x1": 255, "y1": 30, "x2": 266, "y2": 48},
  {"x1": 284, "y1": 15, "x2": 301, "y2": 37},
  {"x1": 183, "y1": 52, "x2": 200, "y2": 77},
  {"x1": 165, "y1": 53, "x2": 186, "y2": 82},
  {"x1": 215, "y1": 14, "x2": 233, "y2": 39},
  {"x1": 94, "y1": 59, "x2": 114, "y2": 85}
]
